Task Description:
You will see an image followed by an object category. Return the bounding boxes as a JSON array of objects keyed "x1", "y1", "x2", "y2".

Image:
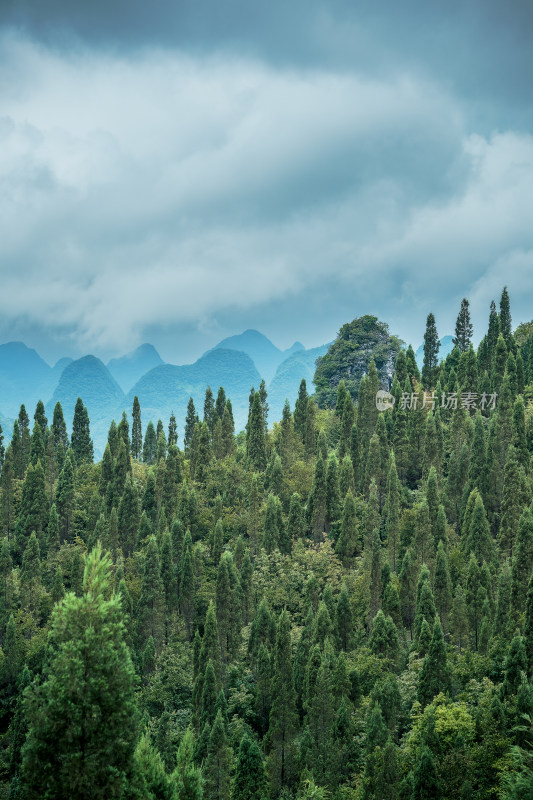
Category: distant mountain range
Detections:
[{"x1": 0, "y1": 332, "x2": 328, "y2": 458}]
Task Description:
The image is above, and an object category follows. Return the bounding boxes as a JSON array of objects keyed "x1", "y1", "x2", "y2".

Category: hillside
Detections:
[
  {"x1": 314, "y1": 315, "x2": 403, "y2": 407},
  {"x1": 210, "y1": 329, "x2": 303, "y2": 383},
  {"x1": 267, "y1": 343, "x2": 330, "y2": 420},
  {"x1": 0, "y1": 342, "x2": 55, "y2": 417},
  {"x1": 125, "y1": 347, "x2": 261, "y2": 436},
  {"x1": 107, "y1": 343, "x2": 164, "y2": 393},
  {"x1": 48, "y1": 355, "x2": 125, "y2": 458}
]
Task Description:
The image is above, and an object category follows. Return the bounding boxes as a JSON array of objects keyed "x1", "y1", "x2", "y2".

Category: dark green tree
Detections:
[
  {"x1": 20, "y1": 545, "x2": 138, "y2": 800},
  {"x1": 71, "y1": 397, "x2": 94, "y2": 463}
]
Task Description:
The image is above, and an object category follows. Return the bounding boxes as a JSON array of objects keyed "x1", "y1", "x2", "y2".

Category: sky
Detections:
[{"x1": 1, "y1": 0, "x2": 533, "y2": 366}]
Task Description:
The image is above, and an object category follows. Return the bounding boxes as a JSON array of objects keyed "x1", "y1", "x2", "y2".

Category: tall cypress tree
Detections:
[
  {"x1": 204, "y1": 709, "x2": 232, "y2": 800},
  {"x1": 20, "y1": 545, "x2": 138, "y2": 800},
  {"x1": 422, "y1": 313, "x2": 440, "y2": 389},
  {"x1": 70, "y1": 398, "x2": 94, "y2": 463},
  {"x1": 418, "y1": 617, "x2": 450, "y2": 706},
  {"x1": 184, "y1": 398, "x2": 198, "y2": 454},
  {"x1": 499, "y1": 285, "x2": 512, "y2": 342},
  {"x1": 55, "y1": 451, "x2": 75, "y2": 543},
  {"x1": 131, "y1": 396, "x2": 142, "y2": 460},
  {"x1": 246, "y1": 392, "x2": 266, "y2": 471},
  {"x1": 267, "y1": 609, "x2": 299, "y2": 794},
  {"x1": 232, "y1": 733, "x2": 266, "y2": 800},
  {"x1": 141, "y1": 421, "x2": 156, "y2": 465},
  {"x1": 294, "y1": 380, "x2": 308, "y2": 441},
  {"x1": 453, "y1": 298, "x2": 473, "y2": 352}
]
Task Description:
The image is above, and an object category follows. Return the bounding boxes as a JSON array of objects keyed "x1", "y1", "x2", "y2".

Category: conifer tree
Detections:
[
  {"x1": 232, "y1": 733, "x2": 266, "y2": 800},
  {"x1": 184, "y1": 398, "x2": 198, "y2": 454},
  {"x1": 453, "y1": 298, "x2": 473, "y2": 352},
  {"x1": 336, "y1": 583, "x2": 354, "y2": 651},
  {"x1": 335, "y1": 490, "x2": 359, "y2": 563},
  {"x1": 204, "y1": 386, "x2": 216, "y2": 436},
  {"x1": 433, "y1": 541, "x2": 452, "y2": 630},
  {"x1": 267, "y1": 609, "x2": 299, "y2": 794},
  {"x1": 411, "y1": 745, "x2": 441, "y2": 800},
  {"x1": 143, "y1": 421, "x2": 157, "y2": 465},
  {"x1": 20, "y1": 545, "x2": 138, "y2": 800},
  {"x1": 246, "y1": 392, "x2": 266, "y2": 471},
  {"x1": 325, "y1": 453, "x2": 341, "y2": 533},
  {"x1": 466, "y1": 492, "x2": 496, "y2": 566},
  {"x1": 172, "y1": 728, "x2": 203, "y2": 800},
  {"x1": 510, "y1": 507, "x2": 533, "y2": 616},
  {"x1": 55, "y1": 451, "x2": 75, "y2": 543},
  {"x1": 138, "y1": 535, "x2": 165, "y2": 651},
  {"x1": 450, "y1": 583, "x2": 469, "y2": 652},
  {"x1": 204, "y1": 709, "x2": 232, "y2": 800},
  {"x1": 71, "y1": 397, "x2": 94, "y2": 463},
  {"x1": 131, "y1": 396, "x2": 142, "y2": 459},
  {"x1": 221, "y1": 400, "x2": 235, "y2": 456},
  {"x1": 294, "y1": 379, "x2": 308, "y2": 441},
  {"x1": 418, "y1": 617, "x2": 450, "y2": 706},
  {"x1": 422, "y1": 313, "x2": 440, "y2": 389},
  {"x1": 118, "y1": 473, "x2": 140, "y2": 558},
  {"x1": 499, "y1": 285, "x2": 512, "y2": 342}
]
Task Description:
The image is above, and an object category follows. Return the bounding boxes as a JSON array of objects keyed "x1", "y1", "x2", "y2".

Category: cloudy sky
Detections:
[{"x1": 1, "y1": 0, "x2": 532, "y2": 365}]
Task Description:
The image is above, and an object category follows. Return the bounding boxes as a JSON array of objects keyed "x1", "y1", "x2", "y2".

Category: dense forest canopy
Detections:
[{"x1": 0, "y1": 287, "x2": 531, "y2": 800}]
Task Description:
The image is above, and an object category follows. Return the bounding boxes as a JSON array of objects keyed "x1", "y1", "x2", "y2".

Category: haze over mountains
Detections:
[
  {"x1": 0, "y1": 327, "x2": 455, "y2": 457},
  {"x1": 0, "y1": 331, "x2": 331, "y2": 457}
]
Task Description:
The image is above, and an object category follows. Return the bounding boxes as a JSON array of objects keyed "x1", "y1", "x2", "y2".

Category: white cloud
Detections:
[{"x1": 0, "y1": 31, "x2": 532, "y2": 355}]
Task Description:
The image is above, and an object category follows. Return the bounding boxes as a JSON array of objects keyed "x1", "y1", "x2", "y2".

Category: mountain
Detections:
[
  {"x1": 52, "y1": 357, "x2": 73, "y2": 379},
  {"x1": 314, "y1": 316, "x2": 403, "y2": 408},
  {"x1": 48, "y1": 355, "x2": 125, "y2": 459},
  {"x1": 0, "y1": 341, "x2": 56, "y2": 417},
  {"x1": 268, "y1": 344, "x2": 330, "y2": 421},
  {"x1": 210, "y1": 329, "x2": 303, "y2": 383},
  {"x1": 107, "y1": 343, "x2": 164, "y2": 393},
  {"x1": 415, "y1": 335, "x2": 455, "y2": 368},
  {"x1": 125, "y1": 348, "x2": 261, "y2": 437}
]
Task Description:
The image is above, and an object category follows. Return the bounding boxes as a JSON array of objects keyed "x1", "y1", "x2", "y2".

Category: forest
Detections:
[{"x1": 0, "y1": 287, "x2": 531, "y2": 800}]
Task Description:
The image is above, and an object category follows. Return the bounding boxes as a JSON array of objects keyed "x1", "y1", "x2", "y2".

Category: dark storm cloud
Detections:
[
  {"x1": 3, "y1": 0, "x2": 533, "y2": 129},
  {"x1": 0, "y1": 2, "x2": 532, "y2": 364}
]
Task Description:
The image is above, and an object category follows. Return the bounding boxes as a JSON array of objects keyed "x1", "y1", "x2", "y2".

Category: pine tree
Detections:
[
  {"x1": 143, "y1": 421, "x2": 157, "y2": 464},
  {"x1": 267, "y1": 609, "x2": 299, "y2": 794},
  {"x1": 411, "y1": 745, "x2": 441, "y2": 800},
  {"x1": 499, "y1": 285, "x2": 512, "y2": 342},
  {"x1": 336, "y1": 583, "x2": 354, "y2": 651},
  {"x1": 309, "y1": 456, "x2": 327, "y2": 543},
  {"x1": 55, "y1": 451, "x2": 75, "y2": 543},
  {"x1": 422, "y1": 313, "x2": 440, "y2": 389},
  {"x1": 453, "y1": 298, "x2": 473, "y2": 352},
  {"x1": 138, "y1": 535, "x2": 165, "y2": 650},
  {"x1": 203, "y1": 709, "x2": 232, "y2": 800},
  {"x1": 450, "y1": 583, "x2": 469, "y2": 652},
  {"x1": 71, "y1": 397, "x2": 94, "y2": 463},
  {"x1": 118, "y1": 474, "x2": 140, "y2": 558},
  {"x1": 418, "y1": 617, "x2": 451, "y2": 706},
  {"x1": 232, "y1": 733, "x2": 266, "y2": 800},
  {"x1": 246, "y1": 392, "x2": 266, "y2": 471},
  {"x1": 20, "y1": 545, "x2": 138, "y2": 800},
  {"x1": 433, "y1": 541, "x2": 452, "y2": 631},
  {"x1": 172, "y1": 728, "x2": 203, "y2": 800},
  {"x1": 184, "y1": 398, "x2": 199, "y2": 454},
  {"x1": 131, "y1": 396, "x2": 142, "y2": 459},
  {"x1": 51, "y1": 402, "x2": 69, "y2": 463},
  {"x1": 466, "y1": 492, "x2": 496, "y2": 566},
  {"x1": 510, "y1": 507, "x2": 533, "y2": 617},
  {"x1": 384, "y1": 452, "x2": 401, "y2": 570},
  {"x1": 294, "y1": 379, "x2": 308, "y2": 441},
  {"x1": 204, "y1": 386, "x2": 216, "y2": 437},
  {"x1": 335, "y1": 490, "x2": 359, "y2": 563}
]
